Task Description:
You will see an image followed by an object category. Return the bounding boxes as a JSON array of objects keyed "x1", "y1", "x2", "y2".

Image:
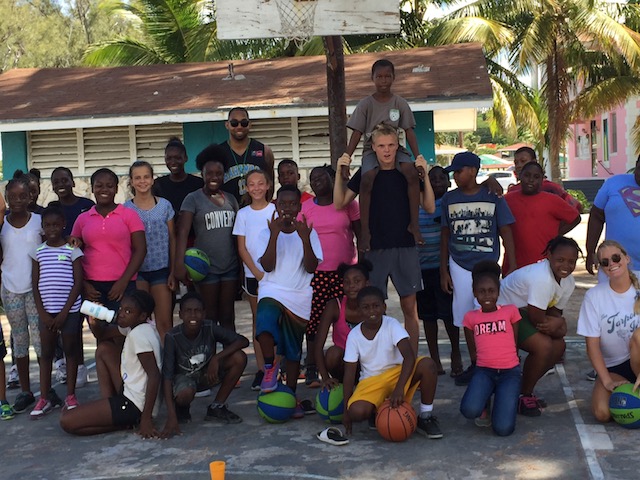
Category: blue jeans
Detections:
[{"x1": 460, "y1": 365, "x2": 522, "y2": 436}]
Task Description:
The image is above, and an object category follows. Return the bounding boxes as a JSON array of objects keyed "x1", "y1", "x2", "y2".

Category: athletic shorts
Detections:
[
  {"x1": 347, "y1": 357, "x2": 425, "y2": 409},
  {"x1": 417, "y1": 267, "x2": 453, "y2": 323},
  {"x1": 137, "y1": 267, "x2": 170, "y2": 287},
  {"x1": 255, "y1": 298, "x2": 307, "y2": 362},
  {"x1": 608, "y1": 359, "x2": 636, "y2": 383},
  {"x1": 517, "y1": 308, "x2": 540, "y2": 345},
  {"x1": 172, "y1": 366, "x2": 224, "y2": 397},
  {"x1": 366, "y1": 247, "x2": 422, "y2": 298},
  {"x1": 108, "y1": 393, "x2": 141, "y2": 427},
  {"x1": 200, "y1": 270, "x2": 238, "y2": 285},
  {"x1": 39, "y1": 311, "x2": 83, "y2": 335},
  {"x1": 243, "y1": 277, "x2": 259, "y2": 297}
]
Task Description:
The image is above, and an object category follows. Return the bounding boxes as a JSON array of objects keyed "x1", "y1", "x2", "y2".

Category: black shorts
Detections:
[
  {"x1": 243, "y1": 277, "x2": 259, "y2": 297},
  {"x1": 416, "y1": 267, "x2": 453, "y2": 323},
  {"x1": 608, "y1": 359, "x2": 636, "y2": 383},
  {"x1": 108, "y1": 393, "x2": 142, "y2": 427}
]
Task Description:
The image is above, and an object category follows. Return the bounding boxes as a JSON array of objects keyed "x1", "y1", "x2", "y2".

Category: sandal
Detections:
[
  {"x1": 450, "y1": 366, "x2": 464, "y2": 378},
  {"x1": 317, "y1": 427, "x2": 349, "y2": 446}
]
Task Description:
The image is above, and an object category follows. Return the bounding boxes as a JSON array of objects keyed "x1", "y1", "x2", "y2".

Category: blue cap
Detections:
[{"x1": 444, "y1": 152, "x2": 481, "y2": 173}]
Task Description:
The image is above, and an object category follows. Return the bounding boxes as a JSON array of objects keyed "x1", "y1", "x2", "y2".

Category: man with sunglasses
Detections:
[
  {"x1": 586, "y1": 156, "x2": 640, "y2": 281},
  {"x1": 220, "y1": 107, "x2": 275, "y2": 204}
]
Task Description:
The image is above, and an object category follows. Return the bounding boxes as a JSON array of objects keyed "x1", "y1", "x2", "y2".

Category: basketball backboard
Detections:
[{"x1": 216, "y1": 0, "x2": 400, "y2": 41}]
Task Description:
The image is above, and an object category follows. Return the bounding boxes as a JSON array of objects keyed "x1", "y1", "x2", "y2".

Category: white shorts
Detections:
[{"x1": 449, "y1": 257, "x2": 474, "y2": 328}]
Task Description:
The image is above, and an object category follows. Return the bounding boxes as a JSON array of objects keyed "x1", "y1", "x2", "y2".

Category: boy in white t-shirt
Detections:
[
  {"x1": 255, "y1": 186, "x2": 323, "y2": 410},
  {"x1": 342, "y1": 286, "x2": 442, "y2": 439}
]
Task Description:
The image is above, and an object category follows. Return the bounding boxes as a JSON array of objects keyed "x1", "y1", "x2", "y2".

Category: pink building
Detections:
[{"x1": 567, "y1": 101, "x2": 638, "y2": 179}]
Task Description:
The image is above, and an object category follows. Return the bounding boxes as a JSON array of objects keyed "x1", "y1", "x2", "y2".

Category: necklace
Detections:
[{"x1": 231, "y1": 146, "x2": 249, "y2": 170}]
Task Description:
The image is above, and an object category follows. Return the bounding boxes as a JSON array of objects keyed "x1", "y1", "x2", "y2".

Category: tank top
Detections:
[{"x1": 220, "y1": 139, "x2": 268, "y2": 202}]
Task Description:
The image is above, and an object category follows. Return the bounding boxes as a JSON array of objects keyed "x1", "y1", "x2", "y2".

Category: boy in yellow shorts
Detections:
[{"x1": 342, "y1": 286, "x2": 443, "y2": 439}]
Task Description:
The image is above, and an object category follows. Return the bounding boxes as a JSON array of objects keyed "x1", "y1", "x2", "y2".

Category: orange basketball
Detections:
[{"x1": 376, "y1": 400, "x2": 417, "y2": 442}]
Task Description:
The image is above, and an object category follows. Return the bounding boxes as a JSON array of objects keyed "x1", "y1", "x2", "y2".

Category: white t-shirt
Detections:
[
  {"x1": 498, "y1": 259, "x2": 575, "y2": 311},
  {"x1": 121, "y1": 323, "x2": 162, "y2": 413},
  {"x1": 0, "y1": 213, "x2": 42, "y2": 293},
  {"x1": 232, "y1": 203, "x2": 276, "y2": 278},
  {"x1": 344, "y1": 315, "x2": 408, "y2": 380},
  {"x1": 256, "y1": 228, "x2": 323, "y2": 320},
  {"x1": 577, "y1": 283, "x2": 640, "y2": 367}
]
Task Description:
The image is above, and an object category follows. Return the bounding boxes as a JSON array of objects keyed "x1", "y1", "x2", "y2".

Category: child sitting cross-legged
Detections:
[
  {"x1": 342, "y1": 286, "x2": 442, "y2": 439},
  {"x1": 160, "y1": 292, "x2": 248, "y2": 438}
]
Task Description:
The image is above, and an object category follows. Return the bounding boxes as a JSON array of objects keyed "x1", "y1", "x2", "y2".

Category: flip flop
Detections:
[
  {"x1": 450, "y1": 366, "x2": 464, "y2": 378},
  {"x1": 317, "y1": 427, "x2": 349, "y2": 446}
]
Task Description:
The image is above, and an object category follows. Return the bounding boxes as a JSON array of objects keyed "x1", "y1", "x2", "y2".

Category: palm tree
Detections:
[
  {"x1": 83, "y1": 0, "x2": 291, "y2": 66},
  {"x1": 428, "y1": 0, "x2": 640, "y2": 181}
]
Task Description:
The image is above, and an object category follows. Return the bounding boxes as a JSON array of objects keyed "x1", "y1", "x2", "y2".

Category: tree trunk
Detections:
[{"x1": 323, "y1": 36, "x2": 347, "y2": 170}]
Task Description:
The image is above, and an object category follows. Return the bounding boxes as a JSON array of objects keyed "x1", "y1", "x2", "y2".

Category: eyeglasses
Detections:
[
  {"x1": 600, "y1": 253, "x2": 622, "y2": 267},
  {"x1": 229, "y1": 119, "x2": 249, "y2": 128}
]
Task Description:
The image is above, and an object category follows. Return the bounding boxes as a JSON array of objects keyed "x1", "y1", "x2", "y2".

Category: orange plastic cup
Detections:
[{"x1": 209, "y1": 461, "x2": 225, "y2": 480}]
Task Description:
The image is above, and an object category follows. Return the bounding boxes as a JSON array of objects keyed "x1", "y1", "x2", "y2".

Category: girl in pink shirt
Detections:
[
  {"x1": 460, "y1": 261, "x2": 521, "y2": 436},
  {"x1": 314, "y1": 261, "x2": 370, "y2": 390},
  {"x1": 301, "y1": 166, "x2": 360, "y2": 387},
  {"x1": 71, "y1": 169, "x2": 146, "y2": 316}
]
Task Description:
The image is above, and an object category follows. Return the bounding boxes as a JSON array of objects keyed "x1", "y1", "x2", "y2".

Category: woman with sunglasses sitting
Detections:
[{"x1": 577, "y1": 240, "x2": 640, "y2": 423}]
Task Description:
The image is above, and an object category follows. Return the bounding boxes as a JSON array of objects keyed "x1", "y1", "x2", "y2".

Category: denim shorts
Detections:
[
  {"x1": 137, "y1": 267, "x2": 170, "y2": 287},
  {"x1": 200, "y1": 270, "x2": 238, "y2": 285}
]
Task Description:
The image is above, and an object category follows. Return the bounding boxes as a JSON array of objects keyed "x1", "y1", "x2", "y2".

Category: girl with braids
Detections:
[
  {"x1": 498, "y1": 236, "x2": 581, "y2": 417},
  {"x1": 60, "y1": 290, "x2": 162, "y2": 437},
  {"x1": 300, "y1": 165, "x2": 360, "y2": 387},
  {"x1": 577, "y1": 240, "x2": 640, "y2": 422},
  {"x1": 314, "y1": 261, "x2": 371, "y2": 389}
]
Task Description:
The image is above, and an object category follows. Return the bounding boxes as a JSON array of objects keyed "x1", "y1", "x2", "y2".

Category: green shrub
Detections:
[{"x1": 566, "y1": 189, "x2": 591, "y2": 212}]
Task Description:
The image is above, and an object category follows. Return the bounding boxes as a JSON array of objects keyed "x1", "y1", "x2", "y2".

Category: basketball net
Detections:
[{"x1": 274, "y1": 0, "x2": 318, "y2": 48}]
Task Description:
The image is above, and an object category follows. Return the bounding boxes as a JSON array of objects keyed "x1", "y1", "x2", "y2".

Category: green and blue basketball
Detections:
[
  {"x1": 609, "y1": 383, "x2": 640, "y2": 428},
  {"x1": 257, "y1": 383, "x2": 296, "y2": 423},
  {"x1": 184, "y1": 248, "x2": 210, "y2": 282},
  {"x1": 316, "y1": 384, "x2": 344, "y2": 424}
]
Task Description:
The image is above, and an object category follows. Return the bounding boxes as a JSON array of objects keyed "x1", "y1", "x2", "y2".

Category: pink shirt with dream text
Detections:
[
  {"x1": 463, "y1": 305, "x2": 521, "y2": 369},
  {"x1": 71, "y1": 204, "x2": 145, "y2": 282}
]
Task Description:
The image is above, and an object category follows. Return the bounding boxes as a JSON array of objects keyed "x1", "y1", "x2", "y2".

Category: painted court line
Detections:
[
  {"x1": 556, "y1": 363, "x2": 610, "y2": 480},
  {"x1": 72, "y1": 470, "x2": 338, "y2": 480}
]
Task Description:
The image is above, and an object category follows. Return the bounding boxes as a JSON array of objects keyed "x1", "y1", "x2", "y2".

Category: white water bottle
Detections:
[{"x1": 80, "y1": 300, "x2": 116, "y2": 323}]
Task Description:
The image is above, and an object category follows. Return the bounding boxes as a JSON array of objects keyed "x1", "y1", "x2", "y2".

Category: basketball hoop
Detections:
[{"x1": 274, "y1": 0, "x2": 318, "y2": 48}]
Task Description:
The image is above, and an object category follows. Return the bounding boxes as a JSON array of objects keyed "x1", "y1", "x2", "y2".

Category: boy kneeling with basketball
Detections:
[{"x1": 342, "y1": 286, "x2": 443, "y2": 439}]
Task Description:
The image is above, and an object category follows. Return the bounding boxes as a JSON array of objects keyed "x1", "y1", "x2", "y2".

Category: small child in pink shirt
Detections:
[{"x1": 460, "y1": 261, "x2": 521, "y2": 436}]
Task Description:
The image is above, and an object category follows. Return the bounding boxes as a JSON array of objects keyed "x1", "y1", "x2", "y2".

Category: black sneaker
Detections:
[
  {"x1": 368, "y1": 412, "x2": 377, "y2": 430},
  {"x1": 305, "y1": 366, "x2": 321, "y2": 388},
  {"x1": 454, "y1": 365, "x2": 476, "y2": 386},
  {"x1": 205, "y1": 404, "x2": 242, "y2": 424},
  {"x1": 47, "y1": 388, "x2": 63, "y2": 409},
  {"x1": 586, "y1": 369, "x2": 597, "y2": 381},
  {"x1": 175, "y1": 404, "x2": 191, "y2": 423},
  {"x1": 13, "y1": 391, "x2": 35, "y2": 413},
  {"x1": 416, "y1": 415, "x2": 443, "y2": 439},
  {"x1": 250, "y1": 371, "x2": 264, "y2": 391}
]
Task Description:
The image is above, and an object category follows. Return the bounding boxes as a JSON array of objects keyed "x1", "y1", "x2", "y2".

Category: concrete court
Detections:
[{"x1": 2, "y1": 216, "x2": 638, "y2": 480}]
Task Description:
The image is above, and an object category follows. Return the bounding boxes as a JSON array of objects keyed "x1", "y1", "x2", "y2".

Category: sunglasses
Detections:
[
  {"x1": 599, "y1": 253, "x2": 622, "y2": 267},
  {"x1": 229, "y1": 119, "x2": 249, "y2": 128}
]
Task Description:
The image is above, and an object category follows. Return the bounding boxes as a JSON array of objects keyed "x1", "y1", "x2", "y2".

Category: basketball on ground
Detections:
[
  {"x1": 257, "y1": 383, "x2": 297, "y2": 423},
  {"x1": 184, "y1": 248, "x2": 210, "y2": 282},
  {"x1": 376, "y1": 400, "x2": 417, "y2": 442},
  {"x1": 316, "y1": 384, "x2": 344, "y2": 423},
  {"x1": 609, "y1": 383, "x2": 640, "y2": 428}
]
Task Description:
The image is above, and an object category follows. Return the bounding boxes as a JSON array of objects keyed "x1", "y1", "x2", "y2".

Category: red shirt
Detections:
[
  {"x1": 504, "y1": 191, "x2": 579, "y2": 274},
  {"x1": 508, "y1": 179, "x2": 582, "y2": 212}
]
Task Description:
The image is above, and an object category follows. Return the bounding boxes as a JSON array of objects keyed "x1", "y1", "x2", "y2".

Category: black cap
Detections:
[{"x1": 444, "y1": 152, "x2": 481, "y2": 173}]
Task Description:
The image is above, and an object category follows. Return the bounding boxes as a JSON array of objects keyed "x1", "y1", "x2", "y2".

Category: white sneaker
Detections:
[
  {"x1": 194, "y1": 388, "x2": 211, "y2": 398},
  {"x1": 54, "y1": 359, "x2": 67, "y2": 384},
  {"x1": 76, "y1": 365, "x2": 88, "y2": 388},
  {"x1": 6, "y1": 365, "x2": 19, "y2": 389}
]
